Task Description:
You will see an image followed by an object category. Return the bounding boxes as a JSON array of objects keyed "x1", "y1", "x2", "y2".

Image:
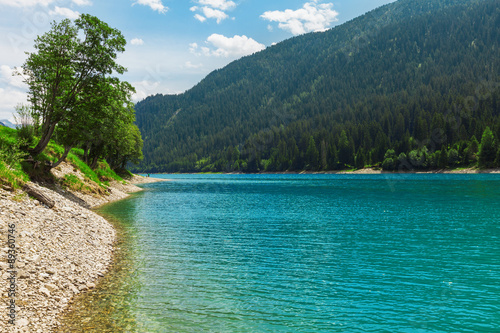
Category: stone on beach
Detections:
[{"x1": 0, "y1": 170, "x2": 159, "y2": 332}]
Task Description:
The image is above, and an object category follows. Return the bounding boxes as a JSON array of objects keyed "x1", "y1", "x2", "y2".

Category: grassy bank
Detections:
[{"x1": 0, "y1": 126, "x2": 126, "y2": 195}]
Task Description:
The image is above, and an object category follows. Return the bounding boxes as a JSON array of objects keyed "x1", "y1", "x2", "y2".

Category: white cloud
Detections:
[
  {"x1": 132, "y1": 80, "x2": 161, "y2": 101},
  {"x1": 189, "y1": 43, "x2": 199, "y2": 53},
  {"x1": 49, "y1": 6, "x2": 80, "y2": 20},
  {"x1": 133, "y1": 0, "x2": 168, "y2": 14},
  {"x1": 261, "y1": 1, "x2": 339, "y2": 35},
  {"x1": 201, "y1": 7, "x2": 228, "y2": 24},
  {"x1": 0, "y1": 87, "x2": 28, "y2": 120},
  {"x1": 0, "y1": 66, "x2": 25, "y2": 88},
  {"x1": 198, "y1": 0, "x2": 235, "y2": 11},
  {"x1": 191, "y1": 0, "x2": 235, "y2": 24},
  {"x1": 0, "y1": 0, "x2": 54, "y2": 7},
  {"x1": 0, "y1": 66, "x2": 28, "y2": 120},
  {"x1": 194, "y1": 14, "x2": 206, "y2": 23},
  {"x1": 191, "y1": 34, "x2": 265, "y2": 58},
  {"x1": 131, "y1": 38, "x2": 144, "y2": 46},
  {"x1": 72, "y1": 0, "x2": 92, "y2": 6}
]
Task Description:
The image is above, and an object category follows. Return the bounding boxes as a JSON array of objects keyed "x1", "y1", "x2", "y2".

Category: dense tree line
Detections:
[{"x1": 133, "y1": 0, "x2": 499, "y2": 173}]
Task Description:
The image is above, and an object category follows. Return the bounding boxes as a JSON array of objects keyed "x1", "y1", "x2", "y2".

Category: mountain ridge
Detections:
[{"x1": 133, "y1": 0, "x2": 499, "y2": 172}]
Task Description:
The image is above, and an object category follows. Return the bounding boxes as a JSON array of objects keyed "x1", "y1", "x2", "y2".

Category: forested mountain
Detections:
[{"x1": 133, "y1": 0, "x2": 500, "y2": 173}]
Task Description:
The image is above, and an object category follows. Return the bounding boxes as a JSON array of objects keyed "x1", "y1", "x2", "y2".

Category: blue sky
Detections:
[{"x1": 0, "y1": 0, "x2": 395, "y2": 121}]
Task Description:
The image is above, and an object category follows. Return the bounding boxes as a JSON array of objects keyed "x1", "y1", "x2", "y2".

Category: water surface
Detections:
[{"x1": 60, "y1": 174, "x2": 500, "y2": 332}]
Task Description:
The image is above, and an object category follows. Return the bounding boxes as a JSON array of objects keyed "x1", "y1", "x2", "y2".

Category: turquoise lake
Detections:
[{"x1": 93, "y1": 174, "x2": 499, "y2": 332}]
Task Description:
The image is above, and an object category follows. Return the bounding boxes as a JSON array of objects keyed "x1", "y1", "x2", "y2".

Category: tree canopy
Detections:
[{"x1": 18, "y1": 14, "x2": 143, "y2": 170}]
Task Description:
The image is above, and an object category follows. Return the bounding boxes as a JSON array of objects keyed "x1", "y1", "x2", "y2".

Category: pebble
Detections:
[
  {"x1": 17, "y1": 318, "x2": 29, "y2": 327},
  {"x1": 0, "y1": 169, "x2": 149, "y2": 333},
  {"x1": 40, "y1": 287, "x2": 51, "y2": 297}
]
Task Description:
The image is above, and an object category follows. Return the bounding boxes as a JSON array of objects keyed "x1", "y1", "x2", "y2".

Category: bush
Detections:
[
  {"x1": 0, "y1": 137, "x2": 28, "y2": 168},
  {"x1": 382, "y1": 157, "x2": 396, "y2": 171}
]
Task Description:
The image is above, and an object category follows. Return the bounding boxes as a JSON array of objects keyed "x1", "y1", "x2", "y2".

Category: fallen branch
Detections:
[{"x1": 22, "y1": 184, "x2": 55, "y2": 208}]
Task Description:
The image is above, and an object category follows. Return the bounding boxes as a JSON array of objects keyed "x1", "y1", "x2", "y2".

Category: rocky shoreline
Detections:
[{"x1": 0, "y1": 166, "x2": 165, "y2": 333}]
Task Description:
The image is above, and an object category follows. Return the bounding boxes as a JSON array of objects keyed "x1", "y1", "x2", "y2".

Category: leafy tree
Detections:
[
  {"x1": 20, "y1": 14, "x2": 127, "y2": 158},
  {"x1": 397, "y1": 152, "x2": 410, "y2": 171},
  {"x1": 382, "y1": 149, "x2": 397, "y2": 171},
  {"x1": 53, "y1": 78, "x2": 136, "y2": 168}
]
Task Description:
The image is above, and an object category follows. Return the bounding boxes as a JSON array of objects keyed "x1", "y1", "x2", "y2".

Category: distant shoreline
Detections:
[{"x1": 139, "y1": 167, "x2": 500, "y2": 176}]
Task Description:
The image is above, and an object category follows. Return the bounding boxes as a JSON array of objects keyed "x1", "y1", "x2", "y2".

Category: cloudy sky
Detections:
[{"x1": 0, "y1": 0, "x2": 395, "y2": 121}]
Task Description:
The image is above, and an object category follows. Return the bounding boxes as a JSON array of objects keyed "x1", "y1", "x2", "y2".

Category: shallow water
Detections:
[{"x1": 59, "y1": 174, "x2": 500, "y2": 332}]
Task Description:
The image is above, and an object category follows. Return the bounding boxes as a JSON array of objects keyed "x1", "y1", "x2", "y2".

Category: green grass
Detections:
[
  {"x1": 0, "y1": 126, "x2": 125, "y2": 194},
  {"x1": 0, "y1": 160, "x2": 29, "y2": 190},
  {"x1": 0, "y1": 127, "x2": 30, "y2": 189},
  {"x1": 95, "y1": 161, "x2": 123, "y2": 183},
  {"x1": 61, "y1": 174, "x2": 88, "y2": 192},
  {"x1": 114, "y1": 168, "x2": 133, "y2": 180}
]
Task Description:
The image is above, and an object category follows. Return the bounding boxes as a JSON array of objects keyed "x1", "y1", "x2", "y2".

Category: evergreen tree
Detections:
[
  {"x1": 478, "y1": 127, "x2": 496, "y2": 168},
  {"x1": 305, "y1": 136, "x2": 319, "y2": 170}
]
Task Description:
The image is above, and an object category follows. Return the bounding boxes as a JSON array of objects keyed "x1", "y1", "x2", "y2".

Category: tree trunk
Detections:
[
  {"x1": 83, "y1": 142, "x2": 90, "y2": 165},
  {"x1": 90, "y1": 155, "x2": 99, "y2": 170},
  {"x1": 30, "y1": 122, "x2": 57, "y2": 156},
  {"x1": 51, "y1": 145, "x2": 73, "y2": 169},
  {"x1": 22, "y1": 184, "x2": 55, "y2": 208}
]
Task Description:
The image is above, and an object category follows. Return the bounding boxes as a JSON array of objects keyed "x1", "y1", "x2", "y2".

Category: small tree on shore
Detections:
[{"x1": 19, "y1": 14, "x2": 128, "y2": 161}]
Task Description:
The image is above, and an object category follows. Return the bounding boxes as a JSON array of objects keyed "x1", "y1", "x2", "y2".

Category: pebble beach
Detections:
[{"x1": 0, "y1": 165, "x2": 164, "y2": 333}]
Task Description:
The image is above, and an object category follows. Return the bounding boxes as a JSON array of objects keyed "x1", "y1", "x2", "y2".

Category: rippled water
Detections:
[{"x1": 60, "y1": 174, "x2": 500, "y2": 332}]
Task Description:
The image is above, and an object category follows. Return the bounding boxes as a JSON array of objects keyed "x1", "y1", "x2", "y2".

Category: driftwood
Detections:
[{"x1": 22, "y1": 184, "x2": 55, "y2": 208}]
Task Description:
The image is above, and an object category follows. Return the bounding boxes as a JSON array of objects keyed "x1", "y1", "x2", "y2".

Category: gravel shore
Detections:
[{"x1": 0, "y1": 166, "x2": 166, "y2": 333}]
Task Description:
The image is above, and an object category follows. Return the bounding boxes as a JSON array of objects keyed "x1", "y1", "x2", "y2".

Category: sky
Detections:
[{"x1": 0, "y1": 0, "x2": 396, "y2": 121}]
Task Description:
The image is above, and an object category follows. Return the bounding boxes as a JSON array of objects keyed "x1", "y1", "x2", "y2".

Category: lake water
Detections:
[{"x1": 59, "y1": 174, "x2": 500, "y2": 332}]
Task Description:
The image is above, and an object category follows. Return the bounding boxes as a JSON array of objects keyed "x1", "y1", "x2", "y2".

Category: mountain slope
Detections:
[
  {"x1": 134, "y1": 0, "x2": 500, "y2": 172},
  {"x1": 0, "y1": 119, "x2": 16, "y2": 129}
]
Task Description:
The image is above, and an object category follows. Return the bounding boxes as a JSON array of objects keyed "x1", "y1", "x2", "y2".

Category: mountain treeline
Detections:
[{"x1": 134, "y1": 0, "x2": 500, "y2": 173}]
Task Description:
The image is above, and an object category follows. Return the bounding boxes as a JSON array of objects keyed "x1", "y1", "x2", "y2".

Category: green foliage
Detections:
[
  {"x1": 305, "y1": 136, "x2": 319, "y2": 170},
  {"x1": 18, "y1": 14, "x2": 142, "y2": 172},
  {"x1": 132, "y1": 0, "x2": 499, "y2": 173},
  {"x1": 0, "y1": 127, "x2": 30, "y2": 189},
  {"x1": 478, "y1": 127, "x2": 497, "y2": 168},
  {"x1": 95, "y1": 161, "x2": 124, "y2": 183},
  {"x1": 0, "y1": 161, "x2": 29, "y2": 190},
  {"x1": 495, "y1": 147, "x2": 500, "y2": 167},
  {"x1": 447, "y1": 148, "x2": 460, "y2": 167},
  {"x1": 0, "y1": 137, "x2": 28, "y2": 169},
  {"x1": 61, "y1": 174, "x2": 89, "y2": 193},
  {"x1": 14, "y1": 104, "x2": 37, "y2": 147},
  {"x1": 114, "y1": 168, "x2": 134, "y2": 180},
  {"x1": 382, "y1": 149, "x2": 397, "y2": 171},
  {"x1": 463, "y1": 136, "x2": 479, "y2": 165},
  {"x1": 0, "y1": 124, "x2": 126, "y2": 193},
  {"x1": 67, "y1": 152, "x2": 103, "y2": 187}
]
